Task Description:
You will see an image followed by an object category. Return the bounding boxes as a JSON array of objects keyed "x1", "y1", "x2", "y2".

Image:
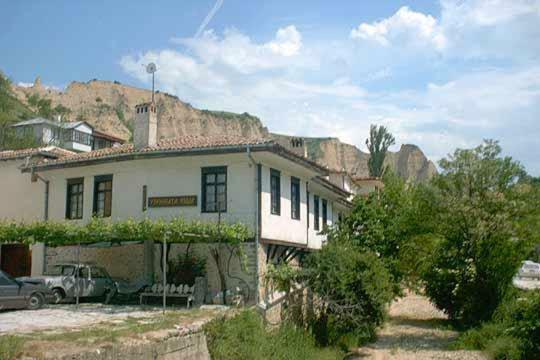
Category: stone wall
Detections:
[
  {"x1": 45, "y1": 243, "x2": 145, "y2": 281},
  {"x1": 27, "y1": 331, "x2": 211, "y2": 360},
  {"x1": 154, "y1": 243, "x2": 258, "y2": 304},
  {"x1": 45, "y1": 242, "x2": 258, "y2": 304}
]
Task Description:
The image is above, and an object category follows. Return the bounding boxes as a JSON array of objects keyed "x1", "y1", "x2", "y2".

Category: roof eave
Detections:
[{"x1": 24, "y1": 142, "x2": 329, "y2": 176}]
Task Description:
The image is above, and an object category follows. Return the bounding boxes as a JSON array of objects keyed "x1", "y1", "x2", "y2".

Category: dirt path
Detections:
[{"x1": 352, "y1": 293, "x2": 487, "y2": 360}]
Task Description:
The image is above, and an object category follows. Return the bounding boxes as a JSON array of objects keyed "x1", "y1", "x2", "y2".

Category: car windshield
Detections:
[
  {"x1": 45, "y1": 265, "x2": 75, "y2": 276},
  {"x1": 1, "y1": 271, "x2": 17, "y2": 283}
]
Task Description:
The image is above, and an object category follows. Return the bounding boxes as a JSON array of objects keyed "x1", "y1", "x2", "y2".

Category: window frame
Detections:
[
  {"x1": 201, "y1": 166, "x2": 227, "y2": 213},
  {"x1": 270, "y1": 169, "x2": 281, "y2": 215},
  {"x1": 93, "y1": 174, "x2": 113, "y2": 218},
  {"x1": 322, "y1": 199, "x2": 328, "y2": 230},
  {"x1": 290, "y1": 177, "x2": 301, "y2": 220},
  {"x1": 314, "y1": 195, "x2": 320, "y2": 230},
  {"x1": 66, "y1": 177, "x2": 84, "y2": 220}
]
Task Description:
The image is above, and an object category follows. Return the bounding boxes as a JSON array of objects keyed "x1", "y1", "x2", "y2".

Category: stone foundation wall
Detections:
[
  {"x1": 154, "y1": 243, "x2": 258, "y2": 304},
  {"x1": 44, "y1": 242, "x2": 259, "y2": 304},
  {"x1": 45, "y1": 243, "x2": 145, "y2": 281},
  {"x1": 27, "y1": 331, "x2": 211, "y2": 360}
]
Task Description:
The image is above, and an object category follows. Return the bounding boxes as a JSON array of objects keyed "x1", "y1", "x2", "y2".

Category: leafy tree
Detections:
[
  {"x1": 303, "y1": 239, "x2": 394, "y2": 348},
  {"x1": 366, "y1": 124, "x2": 395, "y2": 177},
  {"x1": 422, "y1": 140, "x2": 535, "y2": 327},
  {"x1": 0, "y1": 73, "x2": 39, "y2": 149}
]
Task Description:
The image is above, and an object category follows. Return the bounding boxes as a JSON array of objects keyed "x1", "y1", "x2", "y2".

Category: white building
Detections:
[
  {"x1": 5, "y1": 102, "x2": 353, "y2": 304},
  {"x1": 11, "y1": 117, "x2": 124, "y2": 152}
]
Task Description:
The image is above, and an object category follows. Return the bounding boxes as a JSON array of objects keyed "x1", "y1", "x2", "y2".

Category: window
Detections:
[
  {"x1": 66, "y1": 178, "x2": 84, "y2": 219},
  {"x1": 78, "y1": 267, "x2": 89, "y2": 279},
  {"x1": 0, "y1": 273, "x2": 13, "y2": 286},
  {"x1": 322, "y1": 199, "x2": 328, "y2": 230},
  {"x1": 270, "y1": 169, "x2": 281, "y2": 215},
  {"x1": 63, "y1": 129, "x2": 92, "y2": 146},
  {"x1": 202, "y1": 166, "x2": 227, "y2": 213},
  {"x1": 291, "y1": 177, "x2": 300, "y2": 220},
  {"x1": 314, "y1": 195, "x2": 320, "y2": 230},
  {"x1": 93, "y1": 175, "x2": 113, "y2": 217}
]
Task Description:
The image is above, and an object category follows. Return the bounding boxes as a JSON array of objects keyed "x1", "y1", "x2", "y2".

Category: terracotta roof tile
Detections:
[
  {"x1": 0, "y1": 146, "x2": 75, "y2": 161},
  {"x1": 28, "y1": 136, "x2": 327, "y2": 176}
]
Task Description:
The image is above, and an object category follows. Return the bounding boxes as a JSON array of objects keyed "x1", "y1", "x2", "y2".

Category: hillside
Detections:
[{"x1": 10, "y1": 77, "x2": 436, "y2": 182}]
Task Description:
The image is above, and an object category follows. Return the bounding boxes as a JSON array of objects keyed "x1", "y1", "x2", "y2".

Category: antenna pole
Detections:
[{"x1": 152, "y1": 72, "x2": 155, "y2": 103}]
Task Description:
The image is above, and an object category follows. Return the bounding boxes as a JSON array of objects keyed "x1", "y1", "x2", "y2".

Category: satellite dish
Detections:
[{"x1": 146, "y1": 63, "x2": 157, "y2": 74}]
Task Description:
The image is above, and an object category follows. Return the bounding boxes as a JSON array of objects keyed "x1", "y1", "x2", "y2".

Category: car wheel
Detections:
[
  {"x1": 52, "y1": 288, "x2": 65, "y2": 304},
  {"x1": 28, "y1": 293, "x2": 44, "y2": 310}
]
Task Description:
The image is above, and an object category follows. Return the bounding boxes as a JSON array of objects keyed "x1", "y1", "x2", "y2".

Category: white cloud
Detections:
[
  {"x1": 350, "y1": 0, "x2": 540, "y2": 60},
  {"x1": 350, "y1": 6, "x2": 447, "y2": 51},
  {"x1": 120, "y1": 19, "x2": 540, "y2": 175},
  {"x1": 17, "y1": 82, "x2": 34, "y2": 88},
  {"x1": 265, "y1": 25, "x2": 302, "y2": 56},
  {"x1": 171, "y1": 25, "x2": 308, "y2": 75}
]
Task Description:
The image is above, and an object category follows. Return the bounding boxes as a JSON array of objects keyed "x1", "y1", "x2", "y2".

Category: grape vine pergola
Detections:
[{"x1": 0, "y1": 218, "x2": 252, "y2": 312}]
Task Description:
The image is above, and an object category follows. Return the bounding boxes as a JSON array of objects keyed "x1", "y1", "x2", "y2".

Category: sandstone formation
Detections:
[{"x1": 12, "y1": 79, "x2": 436, "y2": 182}]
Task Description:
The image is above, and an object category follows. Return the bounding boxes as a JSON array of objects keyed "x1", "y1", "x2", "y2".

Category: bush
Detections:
[
  {"x1": 204, "y1": 310, "x2": 342, "y2": 360},
  {"x1": 420, "y1": 140, "x2": 534, "y2": 327},
  {"x1": 454, "y1": 290, "x2": 540, "y2": 359},
  {"x1": 167, "y1": 252, "x2": 205, "y2": 285},
  {"x1": 303, "y1": 239, "x2": 394, "y2": 348}
]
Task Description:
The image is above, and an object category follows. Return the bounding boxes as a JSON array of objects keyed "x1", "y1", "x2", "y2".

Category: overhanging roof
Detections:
[{"x1": 22, "y1": 135, "x2": 329, "y2": 175}]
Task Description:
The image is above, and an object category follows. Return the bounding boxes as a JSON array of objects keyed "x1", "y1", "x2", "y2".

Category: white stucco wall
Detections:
[
  {"x1": 43, "y1": 153, "x2": 257, "y2": 229},
  {"x1": 260, "y1": 165, "x2": 309, "y2": 247},
  {"x1": 0, "y1": 159, "x2": 45, "y2": 222}
]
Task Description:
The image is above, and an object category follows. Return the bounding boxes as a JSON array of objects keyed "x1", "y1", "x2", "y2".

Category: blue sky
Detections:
[{"x1": 2, "y1": 0, "x2": 539, "y2": 174}]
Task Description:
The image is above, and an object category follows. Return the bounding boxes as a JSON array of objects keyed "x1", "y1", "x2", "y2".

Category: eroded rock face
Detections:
[
  {"x1": 274, "y1": 136, "x2": 437, "y2": 182},
  {"x1": 12, "y1": 79, "x2": 436, "y2": 182},
  {"x1": 12, "y1": 79, "x2": 269, "y2": 141}
]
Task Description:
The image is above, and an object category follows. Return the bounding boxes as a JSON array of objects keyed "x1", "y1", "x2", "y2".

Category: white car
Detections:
[{"x1": 518, "y1": 260, "x2": 540, "y2": 280}]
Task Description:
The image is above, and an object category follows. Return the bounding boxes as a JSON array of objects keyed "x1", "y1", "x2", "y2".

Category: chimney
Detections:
[
  {"x1": 134, "y1": 102, "x2": 157, "y2": 149},
  {"x1": 289, "y1": 137, "x2": 308, "y2": 158}
]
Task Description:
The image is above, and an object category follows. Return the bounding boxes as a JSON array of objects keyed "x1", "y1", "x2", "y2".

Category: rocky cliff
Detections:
[{"x1": 12, "y1": 78, "x2": 436, "y2": 182}]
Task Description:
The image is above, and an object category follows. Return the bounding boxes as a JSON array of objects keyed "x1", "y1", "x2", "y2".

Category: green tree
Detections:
[
  {"x1": 303, "y1": 239, "x2": 394, "y2": 348},
  {"x1": 0, "y1": 73, "x2": 39, "y2": 150},
  {"x1": 422, "y1": 140, "x2": 534, "y2": 327},
  {"x1": 366, "y1": 124, "x2": 395, "y2": 177}
]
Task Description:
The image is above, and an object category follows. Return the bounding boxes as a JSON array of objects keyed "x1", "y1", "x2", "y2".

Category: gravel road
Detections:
[{"x1": 352, "y1": 293, "x2": 487, "y2": 360}]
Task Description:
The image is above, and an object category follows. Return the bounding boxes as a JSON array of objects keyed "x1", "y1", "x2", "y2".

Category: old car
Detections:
[
  {"x1": 19, "y1": 263, "x2": 117, "y2": 304},
  {"x1": 518, "y1": 260, "x2": 540, "y2": 280},
  {"x1": 0, "y1": 270, "x2": 53, "y2": 310}
]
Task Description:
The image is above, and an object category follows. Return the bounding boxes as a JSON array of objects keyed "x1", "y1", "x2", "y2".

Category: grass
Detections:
[
  {"x1": 204, "y1": 309, "x2": 344, "y2": 360},
  {"x1": 0, "y1": 335, "x2": 24, "y2": 360}
]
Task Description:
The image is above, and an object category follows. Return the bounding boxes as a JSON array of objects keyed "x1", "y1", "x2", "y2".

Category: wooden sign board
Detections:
[{"x1": 148, "y1": 196, "x2": 197, "y2": 208}]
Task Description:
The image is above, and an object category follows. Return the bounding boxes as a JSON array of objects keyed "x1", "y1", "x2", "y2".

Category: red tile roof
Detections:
[
  {"x1": 0, "y1": 146, "x2": 75, "y2": 161},
  {"x1": 26, "y1": 135, "x2": 329, "y2": 175}
]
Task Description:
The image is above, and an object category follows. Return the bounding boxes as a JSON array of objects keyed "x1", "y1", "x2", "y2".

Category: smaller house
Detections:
[
  {"x1": 352, "y1": 176, "x2": 384, "y2": 197},
  {"x1": 11, "y1": 118, "x2": 124, "y2": 152}
]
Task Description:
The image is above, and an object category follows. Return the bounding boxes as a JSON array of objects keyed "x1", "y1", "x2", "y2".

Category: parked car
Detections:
[
  {"x1": 18, "y1": 263, "x2": 117, "y2": 304},
  {"x1": 518, "y1": 260, "x2": 540, "y2": 280},
  {"x1": 0, "y1": 270, "x2": 53, "y2": 310}
]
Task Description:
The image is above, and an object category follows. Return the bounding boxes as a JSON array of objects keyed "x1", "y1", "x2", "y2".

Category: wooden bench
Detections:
[
  {"x1": 139, "y1": 292, "x2": 194, "y2": 308},
  {"x1": 139, "y1": 283, "x2": 197, "y2": 308}
]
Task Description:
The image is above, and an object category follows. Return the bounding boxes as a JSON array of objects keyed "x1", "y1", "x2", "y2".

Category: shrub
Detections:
[
  {"x1": 420, "y1": 140, "x2": 534, "y2": 327},
  {"x1": 303, "y1": 239, "x2": 394, "y2": 348},
  {"x1": 167, "y1": 252, "x2": 205, "y2": 285},
  {"x1": 204, "y1": 310, "x2": 342, "y2": 360},
  {"x1": 454, "y1": 290, "x2": 540, "y2": 359}
]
